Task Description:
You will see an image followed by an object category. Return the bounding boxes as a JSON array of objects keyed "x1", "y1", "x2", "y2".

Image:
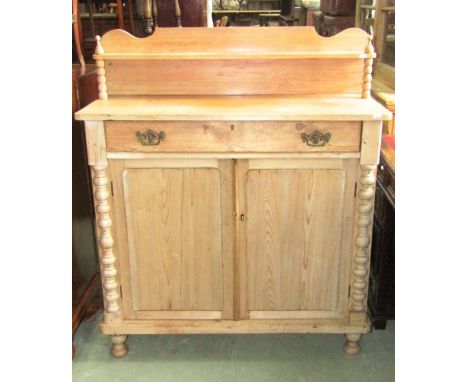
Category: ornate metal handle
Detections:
[
  {"x1": 301, "y1": 131, "x2": 331, "y2": 147},
  {"x1": 136, "y1": 129, "x2": 166, "y2": 146}
]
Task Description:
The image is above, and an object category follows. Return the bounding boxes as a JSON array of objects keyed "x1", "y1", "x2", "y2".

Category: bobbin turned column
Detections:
[
  {"x1": 95, "y1": 36, "x2": 108, "y2": 100},
  {"x1": 84, "y1": 120, "x2": 128, "y2": 358},
  {"x1": 361, "y1": 36, "x2": 374, "y2": 99},
  {"x1": 345, "y1": 120, "x2": 382, "y2": 354}
]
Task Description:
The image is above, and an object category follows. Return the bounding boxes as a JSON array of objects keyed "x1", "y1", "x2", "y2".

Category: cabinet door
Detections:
[
  {"x1": 110, "y1": 159, "x2": 235, "y2": 320},
  {"x1": 237, "y1": 159, "x2": 357, "y2": 320}
]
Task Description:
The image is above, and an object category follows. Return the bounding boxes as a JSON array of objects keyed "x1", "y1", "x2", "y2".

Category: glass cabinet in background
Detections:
[{"x1": 355, "y1": 0, "x2": 395, "y2": 89}]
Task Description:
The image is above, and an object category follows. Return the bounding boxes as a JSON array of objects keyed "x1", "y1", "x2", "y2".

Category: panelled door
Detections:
[
  {"x1": 110, "y1": 158, "x2": 235, "y2": 320},
  {"x1": 236, "y1": 159, "x2": 358, "y2": 320}
]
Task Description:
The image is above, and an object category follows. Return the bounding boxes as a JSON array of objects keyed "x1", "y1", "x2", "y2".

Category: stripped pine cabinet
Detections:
[{"x1": 75, "y1": 27, "x2": 392, "y2": 358}]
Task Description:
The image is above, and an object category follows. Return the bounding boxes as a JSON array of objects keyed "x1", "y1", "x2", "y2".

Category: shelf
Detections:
[
  {"x1": 94, "y1": 51, "x2": 375, "y2": 60},
  {"x1": 75, "y1": 95, "x2": 393, "y2": 122},
  {"x1": 80, "y1": 13, "x2": 118, "y2": 18}
]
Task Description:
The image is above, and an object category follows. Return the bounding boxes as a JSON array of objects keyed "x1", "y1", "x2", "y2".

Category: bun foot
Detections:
[
  {"x1": 111, "y1": 335, "x2": 128, "y2": 358},
  {"x1": 343, "y1": 333, "x2": 362, "y2": 355}
]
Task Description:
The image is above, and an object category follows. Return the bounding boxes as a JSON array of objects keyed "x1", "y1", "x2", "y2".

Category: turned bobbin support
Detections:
[
  {"x1": 95, "y1": 36, "x2": 108, "y2": 100},
  {"x1": 85, "y1": 120, "x2": 126, "y2": 357},
  {"x1": 349, "y1": 121, "x2": 382, "y2": 323},
  {"x1": 361, "y1": 36, "x2": 374, "y2": 99},
  {"x1": 346, "y1": 121, "x2": 382, "y2": 354}
]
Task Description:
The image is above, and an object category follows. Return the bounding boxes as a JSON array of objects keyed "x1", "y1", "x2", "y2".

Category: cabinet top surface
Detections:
[{"x1": 75, "y1": 95, "x2": 392, "y2": 122}]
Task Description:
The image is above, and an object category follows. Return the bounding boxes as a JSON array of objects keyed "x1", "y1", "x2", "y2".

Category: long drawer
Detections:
[{"x1": 105, "y1": 121, "x2": 361, "y2": 153}]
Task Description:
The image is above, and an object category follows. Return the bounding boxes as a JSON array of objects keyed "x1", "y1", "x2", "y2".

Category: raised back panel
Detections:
[
  {"x1": 96, "y1": 27, "x2": 374, "y2": 97},
  {"x1": 105, "y1": 58, "x2": 363, "y2": 96}
]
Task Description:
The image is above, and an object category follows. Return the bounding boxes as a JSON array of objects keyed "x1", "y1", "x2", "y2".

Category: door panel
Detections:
[
  {"x1": 110, "y1": 159, "x2": 234, "y2": 319},
  {"x1": 241, "y1": 159, "x2": 357, "y2": 320}
]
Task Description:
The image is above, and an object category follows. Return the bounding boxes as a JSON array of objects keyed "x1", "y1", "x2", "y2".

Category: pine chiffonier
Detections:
[{"x1": 75, "y1": 27, "x2": 392, "y2": 358}]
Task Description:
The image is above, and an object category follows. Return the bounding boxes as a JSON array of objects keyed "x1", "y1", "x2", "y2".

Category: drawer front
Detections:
[{"x1": 105, "y1": 121, "x2": 361, "y2": 153}]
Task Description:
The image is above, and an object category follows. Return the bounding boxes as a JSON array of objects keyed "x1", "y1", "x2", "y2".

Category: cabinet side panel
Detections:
[
  {"x1": 123, "y1": 168, "x2": 223, "y2": 311},
  {"x1": 246, "y1": 169, "x2": 345, "y2": 312}
]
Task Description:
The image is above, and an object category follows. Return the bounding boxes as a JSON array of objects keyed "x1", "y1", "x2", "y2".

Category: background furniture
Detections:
[
  {"x1": 74, "y1": 0, "x2": 206, "y2": 64},
  {"x1": 212, "y1": 9, "x2": 281, "y2": 26},
  {"x1": 371, "y1": 80, "x2": 394, "y2": 135},
  {"x1": 369, "y1": 136, "x2": 394, "y2": 329},
  {"x1": 75, "y1": 0, "x2": 138, "y2": 63},
  {"x1": 356, "y1": 0, "x2": 395, "y2": 136},
  {"x1": 72, "y1": 64, "x2": 101, "y2": 357},
  {"x1": 211, "y1": 0, "x2": 284, "y2": 26},
  {"x1": 136, "y1": 0, "x2": 206, "y2": 32},
  {"x1": 75, "y1": 27, "x2": 391, "y2": 358},
  {"x1": 313, "y1": 0, "x2": 356, "y2": 36},
  {"x1": 355, "y1": 0, "x2": 395, "y2": 90}
]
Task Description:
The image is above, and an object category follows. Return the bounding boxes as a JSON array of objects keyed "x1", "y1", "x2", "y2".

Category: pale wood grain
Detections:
[
  {"x1": 248, "y1": 159, "x2": 344, "y2": 170},
  {"x1": 92, "y1": 27, "x2": 375, "y2": 97},
  {"x1": 75, "y1": 95, "x2": 392, "y2": 121},
  {"x1": 85, "y1": 121, "x2": 107, "y2": 165},
  {"x1": 110, "y1": 159, "x2": 234, "y2": 319},
  {"x1": 109, "y1": 160, "x2": 136, "y2": 319},
  {"x1": 107, "y1": 152, "x2": 361, "y2": 160},
  {"x1": 135, "y1": 311, "x2": 222, "y2": 320},
  {"x1": 95, "y1": 36, "x2": 108, "y2": 100},
  {"x1": 98, "y1": 27, "x2": 374, "y2": 57},
  {"x1": 360, "y1": 121, "x2": 382, "y2": 165},
  {"x1": 91, "y1": 165, "x2": 123, "y2": 323},
  {"x1": 105, "y1": 121, "x2": 361, "y2": 153},
  {"x1": 218, "y1": 160, "x2": 236, "y2": 319},
  {"x1": 100, "y1": 316, "x2": 372, "y2": 335},
  {"x1": 235, "y1": 160, "x2": 250, "y2": 320},
  {"x1": 77, "y1": 25, "x2": 385, "y2": 353},
  {"x1": 249, "y1": 311, "x2": 338, "y2": 319},
  {"x1": 110, "y1": 335, "x2": 128, "y2": 358},
  {"x1": 124, "y1": 167, "x2": 223, "y2": 311},
  {"x1": 245, "y1": 167, "x2": 346, "y2": 315},
  {"x1": 105, "y1": 58, "x2": 363, "y2": 96},
  {"x1": 343, "y1": 333, "x2": 362, "y2": 355},
  {"x1": 361, "y1": 37, "x2": 374, "y2": 99},
  {"x1": 349, "y1": 164, "x2": 377, "y2": 323}
]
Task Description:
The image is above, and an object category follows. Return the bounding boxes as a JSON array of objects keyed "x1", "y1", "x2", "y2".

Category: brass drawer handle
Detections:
[
  {"x1": 136, "y1": 129, "x2": 166, "y2": 146},
  {"x1": 301, "y1": 131, "x2": 331, "y2": 147}
]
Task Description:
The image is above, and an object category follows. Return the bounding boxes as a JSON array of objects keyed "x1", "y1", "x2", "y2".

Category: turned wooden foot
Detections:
[
  {"x1": 343, "y1": 333, "x2": 362, "y2": 355},
  {"x1": 111, "y1": 335, "x2": 128, "y2": 358}
]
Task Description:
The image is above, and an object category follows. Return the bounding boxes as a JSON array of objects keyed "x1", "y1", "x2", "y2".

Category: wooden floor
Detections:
[{"x1": 73, "y1": 313, "x2": 395, "y2": 382}]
